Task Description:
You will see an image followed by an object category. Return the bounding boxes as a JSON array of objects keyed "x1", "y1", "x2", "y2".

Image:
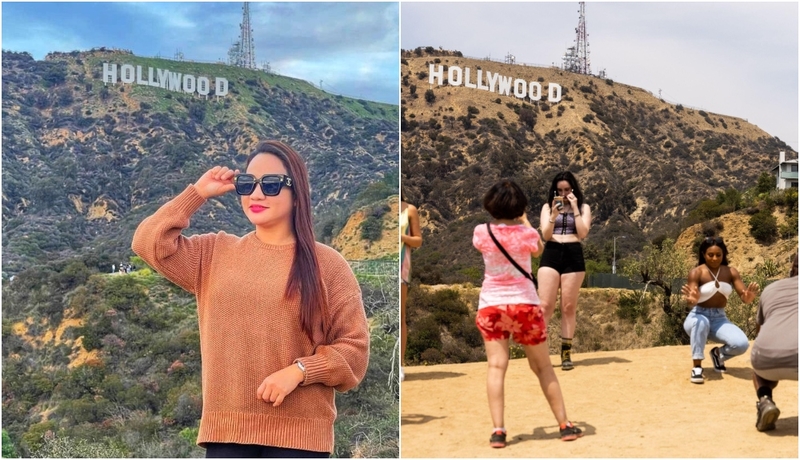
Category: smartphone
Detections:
[{"x1": 554, "y1": 196, "x2": 564, "y2": 210}]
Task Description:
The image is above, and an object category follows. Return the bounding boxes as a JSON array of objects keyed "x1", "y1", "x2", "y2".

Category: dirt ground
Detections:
[{"x1": 400, "y1": 342, "x2": 797, "y2": 457}]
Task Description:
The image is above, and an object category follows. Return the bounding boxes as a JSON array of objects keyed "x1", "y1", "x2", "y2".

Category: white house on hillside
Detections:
[{"x1": 771, "y1": 151, "x2": 798, "y2": 189}]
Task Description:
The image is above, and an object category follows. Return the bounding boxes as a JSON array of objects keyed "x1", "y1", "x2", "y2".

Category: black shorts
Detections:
[{"x1": 539, "y1": 241, "x2": 585, "y2": 274}]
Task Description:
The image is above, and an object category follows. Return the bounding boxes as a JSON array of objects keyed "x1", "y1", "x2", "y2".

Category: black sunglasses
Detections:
[
  {"x1": 705, "y1": 236, "x2": 724, "y2": 244},
  {"x1": 234, "y1": 174, "x2": 293, "y2": 196}
]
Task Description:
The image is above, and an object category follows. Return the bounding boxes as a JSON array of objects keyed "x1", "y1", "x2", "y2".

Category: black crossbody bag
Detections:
[{"x1": 486, "y1": 223, "x2": 539, "y2": 289}]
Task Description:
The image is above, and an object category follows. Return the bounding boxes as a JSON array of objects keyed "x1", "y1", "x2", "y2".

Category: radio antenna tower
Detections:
[
  {"x1": 228, "y1": 2, "x2": 256, "y2": 69},
  {"x1": 562, "y1": 2, "x2": 591, "y2": 75}
]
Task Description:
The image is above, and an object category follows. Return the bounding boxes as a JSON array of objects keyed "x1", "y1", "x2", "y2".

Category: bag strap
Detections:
[{"x1": 486, "y1": 223, "x2": 538, "y2": 289}]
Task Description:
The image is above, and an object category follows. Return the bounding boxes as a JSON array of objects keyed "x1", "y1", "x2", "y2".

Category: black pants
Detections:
[{"x1": 205, "y1": 443, "x2": 330, "y2": 458}]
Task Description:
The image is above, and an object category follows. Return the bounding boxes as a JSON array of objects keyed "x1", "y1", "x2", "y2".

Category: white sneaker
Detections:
[
  {"x1": 400, "y1": 366, "x2": 405, "y2": 382},
  {"x1": 690, "y1": 367, "x2": 704, "y2": 384}
]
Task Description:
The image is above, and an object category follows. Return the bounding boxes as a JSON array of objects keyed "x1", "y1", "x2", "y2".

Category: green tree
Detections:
[
  {"x1": 623, "y1": 238, "x2": 692, "y2": 344},
  {"x1": 424, "y1": 89, "x2": 436, "y2": 104},
  {"x1": 715, "y1": 187, "x2": 742, "y2": 212},
  {"x1": 2, "y1": 429, "x2": 18, "y2": 458},
  {"x1": 755, "y1": 171, "x2": 776, "y2": 195},
  {"x1": 749, "y1": 209, "x2": 778, "y2": 244}
]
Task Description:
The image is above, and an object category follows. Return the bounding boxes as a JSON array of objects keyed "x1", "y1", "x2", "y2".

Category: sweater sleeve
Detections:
[
  {"x1": 298, "y1": 251, "x2": 369, "y2": 392},
  {"x1": 131, "y1": 185, "x2": 213, "y2": 294}
]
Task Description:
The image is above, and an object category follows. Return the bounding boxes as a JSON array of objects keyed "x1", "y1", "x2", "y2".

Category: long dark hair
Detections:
[
  {"x1": 547, "y1": 171, "x2": 584, "y2": 209},
  {"x1": 697, "y1": 237, "x2": 729, "y2": 266},
  {"x1": 246, "y1": 140, "x2": 327, "y2": 342}
]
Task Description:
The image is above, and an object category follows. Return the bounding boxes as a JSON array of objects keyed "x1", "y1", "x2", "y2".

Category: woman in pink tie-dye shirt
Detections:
[{"x1": 473, "y1": 180, "x2": 583, "y2": 448}]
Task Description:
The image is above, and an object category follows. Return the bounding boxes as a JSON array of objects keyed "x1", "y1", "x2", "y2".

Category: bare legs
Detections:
[
  {"x1": 484, "y1": 338, "x2": 570, "y2": 428},
  {"x1": 523, "y1": 342, "x2": 569, "y2": 425},
  {"x1": 484, "y1": 339, "x2": 510, "y2": 428},
  {"x1": 557, "y1": 272, "x2": 585, "y2": 338},
  {"x1": 537, "y1": 267, "x2": 584, "y2": 335},
  {"x1": 536, "y1": 267, "x2": 561, "y2": 323},
  {"x1": 752, "y1": 372, "x2": 779, "y2": 393},
  {"x1": 401, "y1": 282, "x2": 408, "y2": 366}
]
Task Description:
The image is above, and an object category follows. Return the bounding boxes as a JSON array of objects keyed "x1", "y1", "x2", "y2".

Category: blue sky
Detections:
[
  {"x1": 1, "y1": 2, "x2": 400, "y2": 105},
  {"x1": 402, "y1": 2, "x2": 799, "y2": 152}
]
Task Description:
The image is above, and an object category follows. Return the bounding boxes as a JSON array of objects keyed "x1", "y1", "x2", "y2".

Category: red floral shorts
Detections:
[{"x1": 475, "y1": 304, "x2": 547, "y2": 345}]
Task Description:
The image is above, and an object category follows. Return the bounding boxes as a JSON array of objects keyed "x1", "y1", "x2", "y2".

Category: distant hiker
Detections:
[
  {"x1": 681, "y1": 237, "x2": 759, "y2": 384},
  {"x1": 400, "y1": 194, "x2": 422, "y2": 383},
  {"x1": 473, "y1": 179, "x2": 583, "y2": 448},
  {"x1": 537, "y1": 171, "x2": 592, "y2": 370},
  {"x1": 750, "y1": 252, "x2": 797, "y2": 431},
  {"x1": 133, "y1": 140, "x2": 369, "y2": 458}
]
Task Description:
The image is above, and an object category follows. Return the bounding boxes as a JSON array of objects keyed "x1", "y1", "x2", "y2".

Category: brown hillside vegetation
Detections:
[
  {"x1": 332, "y1": 195, "x2": 399, "y2": 260},
  {"x1": 400, "y1": 48, "x2": 794, "y2": 286},
  {"x1": 400, "y1": 345, "x2": 798, "y2": 457},
  {"x1": 402, "y1": 50, "x2": 784, "y2": 233},
  {"x1": 675, "y1": 209, "x2": 798, "y2": 276}
]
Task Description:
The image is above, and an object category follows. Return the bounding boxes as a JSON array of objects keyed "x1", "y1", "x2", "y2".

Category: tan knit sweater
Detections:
[{"x1": 131, "y1": 185, "x2": 369, "y2": 453}]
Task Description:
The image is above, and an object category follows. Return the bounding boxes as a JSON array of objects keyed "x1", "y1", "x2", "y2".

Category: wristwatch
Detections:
[{"x1": 295, "y1": 360, "x2": 307, "y2": 383}]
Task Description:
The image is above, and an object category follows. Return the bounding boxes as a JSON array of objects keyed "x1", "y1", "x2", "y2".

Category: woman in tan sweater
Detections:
[{"x1": 132, "y1": 140, "x2": 369, "y2": 458}]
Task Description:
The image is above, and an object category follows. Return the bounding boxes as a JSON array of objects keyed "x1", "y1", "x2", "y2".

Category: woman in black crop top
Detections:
[{"x1": 537, "y1": 171, "x2": 592, "y2": 371}]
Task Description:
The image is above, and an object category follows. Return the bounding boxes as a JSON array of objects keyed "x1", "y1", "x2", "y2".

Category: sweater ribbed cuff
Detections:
[
  {"x1": 172, "y1": 185, "x2": 208, "y2": 216},
  {"x1": 297, "y1": 354, "x2": 328, "y2": 386}
]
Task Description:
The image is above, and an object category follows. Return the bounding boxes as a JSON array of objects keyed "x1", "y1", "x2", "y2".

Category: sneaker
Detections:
[
  {"x1": 710, "y1": 347, "x2": 727, "y2": 373},
  {"x1": 561, "y1": 349, "x2": 574, "y2": 371},
  {"x1": 489, "y1": 429, "x2": 506, "y2": 448},
  {"x1": 690, "y1": 367, "x2": 704, "y2": 384},
  {"x1": 400, "y1": 367, "x2": 405, "y2": 382},
  {"x1": 756, "y1": 396, "x2": 780, "y2": 432},
  {"x1": 560, "y1": 422, "x2": 583, "y2": 441}
]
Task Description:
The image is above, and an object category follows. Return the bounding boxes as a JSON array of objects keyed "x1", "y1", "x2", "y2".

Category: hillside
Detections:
[
  {"x1": 332, "y1": 195, "x2": 400, "y2": 260},
  {"x1": 400, "y1": 47, "x2": 795, "y2": 285},
  {"x1": 2, "y1": 264, "x2": 400, "y2": 457},
  {"x1": 675, "y1": 209, "x2": 798, "y2": 276},
  {"x1": 2, "y1": 49, "x2": 399, "y2": 276}
]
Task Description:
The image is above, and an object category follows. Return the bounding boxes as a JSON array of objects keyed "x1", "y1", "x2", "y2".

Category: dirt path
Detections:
[{"x1": 400, "y1": 343, "x2": 797, "y2": 457}]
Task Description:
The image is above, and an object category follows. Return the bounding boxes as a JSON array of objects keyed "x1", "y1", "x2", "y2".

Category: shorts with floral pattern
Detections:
[{"x1": 475, "y1": 304, "x2": 547, "y2": 345}]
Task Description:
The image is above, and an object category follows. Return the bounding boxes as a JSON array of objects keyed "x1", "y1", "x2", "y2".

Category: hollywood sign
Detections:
[
  {"x1": 102, "y1": 63, "x2": 229, "y2": 97},
  {"x1": 428, "y1": 64, "x2": 562, "y2": 103}
]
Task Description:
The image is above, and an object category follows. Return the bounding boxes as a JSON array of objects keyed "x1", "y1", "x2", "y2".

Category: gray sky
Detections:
[
  {"x1": 2, "y1": 2, "x2": 400, "y2": 105},
  {"x1": 401, "y1": 2, "x2": 798, "y2": 152}
]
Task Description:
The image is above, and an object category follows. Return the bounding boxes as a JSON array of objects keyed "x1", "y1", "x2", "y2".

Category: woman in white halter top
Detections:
[
  {"x1": 400, "y1": 198, "x2": 422, "y2": 382},
  {"x1": 681, "y1": 237, "x2": 760, "y2": 384}
]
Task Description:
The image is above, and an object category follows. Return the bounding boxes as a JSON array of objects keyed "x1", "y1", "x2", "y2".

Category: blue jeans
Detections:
[{"x1": 683, "y1": 306, "x2": 749, "y2": 361}]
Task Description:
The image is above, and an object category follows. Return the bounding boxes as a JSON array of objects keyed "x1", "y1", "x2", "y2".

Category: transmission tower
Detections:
[
  {"x1": 504, "y1": 52, "x2": 516, "y2": 65},
  {"x1": 228, "y1": 2, "x2": 256, "y2": 69},
  {"x1": 562, "y1": 2, "x2": 591, "y2": 75}
]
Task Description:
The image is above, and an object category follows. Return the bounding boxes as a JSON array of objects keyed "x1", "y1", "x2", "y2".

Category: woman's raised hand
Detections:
[
  {"x1": 742, "y1": 281, "x2": 760, "y2": 304},
  {"x1": 681, "y1": 283, "x2": 699, "y2": 305},
  {"x1": 194, "y1": 166, "x2": 239, "y2": 199},
  {"x1": 566, "y1": 192, "x2": 578, "y2": 209}
]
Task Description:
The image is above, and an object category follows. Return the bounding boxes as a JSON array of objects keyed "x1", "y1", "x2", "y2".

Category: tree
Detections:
[
  {"x1": 749, "y1": 209, "x2": 778, "y2": 244},
  {"x1": 623, "y1": 238, "x2": 692, "y2": 344},
  {"x1": 424, "y1": 89, "x2": 435, "y2": 104},
  {"x1": 2, "y1": 429, "x2": 18, "y2": 458},
  {"x1": 755, "y1": 171, "x2": 776, "y2": 195}
]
